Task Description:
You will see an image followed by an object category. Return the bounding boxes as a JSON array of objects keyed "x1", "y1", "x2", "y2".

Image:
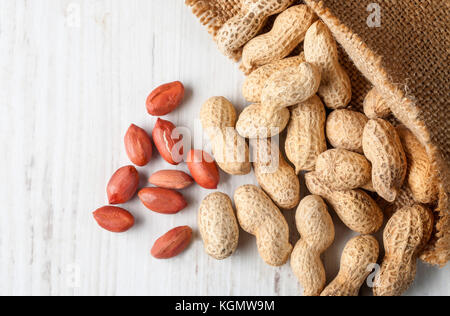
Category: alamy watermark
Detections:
[
  {"x1": 66, "y1": 263, "x2": 81, "y2": 288},
  {"x1": 366, "y1": 263, "x2": 381, "y2": 288},
  {"x1": 367, "y1": 3, "x2": 381, "y2": 28}
]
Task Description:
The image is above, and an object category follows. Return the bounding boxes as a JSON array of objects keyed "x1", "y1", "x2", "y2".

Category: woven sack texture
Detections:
[
  {"x1": 185, "y1": 0, "x2": 449, "y2": 267},
  {"x1": 185, "y1": 0, "x2": 242, "y2": 36}
]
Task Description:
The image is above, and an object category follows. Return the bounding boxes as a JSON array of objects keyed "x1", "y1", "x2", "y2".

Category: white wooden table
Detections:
[{"x1": 1, "y1": 0, "x2": 448, "y2": 296}]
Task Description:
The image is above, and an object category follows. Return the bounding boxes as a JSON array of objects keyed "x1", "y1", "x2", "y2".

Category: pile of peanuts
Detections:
[
  {"x1": 196, "y1": 2, "x2": 438, "y2": 297},
  {"x1": 94, "y1": 1, "x2": 440, "y2": 296}
]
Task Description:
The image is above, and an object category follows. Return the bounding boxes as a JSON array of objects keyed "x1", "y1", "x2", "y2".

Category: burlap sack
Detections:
[{"x1": 186, "y1": 0, "x2": 449, "y2": 267}]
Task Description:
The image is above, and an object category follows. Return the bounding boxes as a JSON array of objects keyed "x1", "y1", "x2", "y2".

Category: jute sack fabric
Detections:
[
  {"x1": 185, "y1": 0, "x2": 242, "y2": 36},
  {"x1": 185, "y1": 0, "x2": 449, "y2": 267}
]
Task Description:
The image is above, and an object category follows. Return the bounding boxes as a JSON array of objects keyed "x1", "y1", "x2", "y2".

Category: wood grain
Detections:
[{"x1": 0, "y1": 0, "x2": 448, "y2": 296}]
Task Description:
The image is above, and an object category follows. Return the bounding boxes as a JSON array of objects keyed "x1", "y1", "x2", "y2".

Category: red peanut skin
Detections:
[
  {"x1": 152, "y1": 118, "x2": 184, "y2": 165},
  {"x1": 107, "y1": 166, "x2": 139, "y2": 204},
  {"x1": 151, "y1": 226, "x2": 193, "y2": 259},
  {"x1": 124, "y1": 124, "x2": 153, "y2": 167},
  {"x1": 138, "y1": 187, "x2": 188, "y2": 214},
  {"x1": 146, "y1": 81, "x2": 185, "y2": 116},
  {"x1": 149, "y1": 170, "x2": 194, "y2": 190},
  {"x1": 93, "y1": 206, "x2": 135, "y2": 233},
  {"x1": 186, "y1": 150, "x2": 220, "y2": 189}
]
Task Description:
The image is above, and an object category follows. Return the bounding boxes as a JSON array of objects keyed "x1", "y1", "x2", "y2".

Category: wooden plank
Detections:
[{"x1": 0, "y1": 0, "x2": 448, "y2": 296}]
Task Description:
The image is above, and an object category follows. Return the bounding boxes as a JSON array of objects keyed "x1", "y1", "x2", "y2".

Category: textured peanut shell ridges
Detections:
[
  {"x1": 364, "y1": 88, "x2": 391, "y2": 119},
  {"x1": 315, "y1": 149, "x2": 372, "y2": 191},
  {"x1": 243, "y1": 54, "x2": 305, "y2": 103},
  {"x1": 305, "y1": 172, "x2": 383, "y2": 234},
  {"x1": 214, "y1": 0, "x2": 294, "y2": 60},
  {"x1": 326, "y1": 109, "x2": 368, "y2": 154},
  {"x1": 253, "y1": 139, "x2": 300, "y2": 209},
  {"x1": 396, "y1": 125, "x2": 438, "y2": 204},
  {"x1": 304, "y1": 20, "x2": 352, "y2": 109},
  {"x1": 200, "y1": 97, "x2": 251, "y2": 175},
  {"x1": 321, "y1": 235, "x2": 379, "y2": 296},
  {"x1": 285, "y1": 95, "x2": 327, "y2": 173},
  {"x1": 261, "y1": 62, "x2": 321, "y2": 115},
  {"x1": 363, "y1": 119, "x2": 407, "y2": 203},
  {"x1": 291, "y1": 195, "x2": 335, "y2": 296},
  {"x1": 374, "y1": 205, "x2": 434, "y2": 296},
  {"x1": 234, "y1": 185, "x2": 292, "y2": 266},
  {"x1": 381, "y1": 184, "x2": 416, "y2": 219},
  {"x1": 236, "y1": 103, "x2": 290, "y2": 139},
  {"x1": 240, "y1": 5, "x2": 316, "y2": 74},
  {"x1": 198, "y1": 192, "x2": 240, "y2": 260}
]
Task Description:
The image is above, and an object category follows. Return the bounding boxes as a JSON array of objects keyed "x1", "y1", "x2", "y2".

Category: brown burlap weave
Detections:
[
  {"x1": 186, "y1": 0, "x2": 449, "y2": 267},
  {"x1": 185, "y1": 0, "x2": 242, "y2": 36}
]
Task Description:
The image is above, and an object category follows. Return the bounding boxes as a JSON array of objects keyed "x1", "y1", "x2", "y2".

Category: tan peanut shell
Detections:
[
  {"x1": 291, "y1": 195, "x2": 335, "y2": 296},
  {"x1": 363, "y1": 88, "x2": 391, "y2": 119},
  {"x1": 240, "y1": 5, "x2": 316, "y2": 74},
  {"x1": 305, "y1": 172, "x2": 383, "y2": 234},
  {"x1": 261, "y1": 62, "x2": 321, "y2": 115},
  {"x1": 315, "y1": 149, "x2": 372, "y2": 191},
  {"x1": 198, "y1": 192, "x2": 240, "y2": 260},
  {"x1": 304, "y1": 21, "x2": 352, "y2": 109},
  {"x1": 234, "y1": 185, "x2": 293, "y2": 266},
  {"x1": 321, "y1": 235, "x2": 379, "y2": 296},
  {"x1": 253, "y1": 139, "x2": 300, "y2": 209},
  {"x1": 200, "y1": 97, "x2": 251, "y2": 175},
  {"x1": 361, "y1": 181, "x2": 376, "y2": 193},
  {"x1": 215, "y1": 0, "x2": 294, "y2": 60},
  {"x1": 285, "y1": 95, "x2": 327, "y2": 174},
  {"x1": 396, "y1": 125, "x2": 438, "y2": 204},
  {"x1": 236, "y1": 103, "x2": 290, "y2": 139},
  {"x1": 381, "y1": 184, "x2": 416, "y2": 219},
  {"x1": 363, "y1": 119, "x2": 407, "y2": 203},
  {"x1": 374, "y1": 205, "x2": 434, "y2": 296},
  {"x1": 326, "y1": 109, "x2": 369, "y2": 154},
  {"x1": 243, "y1": 54, "x2": 305, "y2": 103}
]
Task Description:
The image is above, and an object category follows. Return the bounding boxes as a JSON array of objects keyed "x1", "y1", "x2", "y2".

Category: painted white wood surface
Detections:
[{"x1": 0, "y1": 0, "x2": 448, "y2": 296}]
